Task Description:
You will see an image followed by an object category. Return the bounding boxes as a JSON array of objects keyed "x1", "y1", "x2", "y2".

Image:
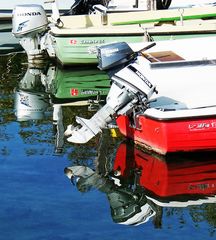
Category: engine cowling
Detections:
[{"x1": 12, "y1": 4, "x2": 48, "y2": 37}]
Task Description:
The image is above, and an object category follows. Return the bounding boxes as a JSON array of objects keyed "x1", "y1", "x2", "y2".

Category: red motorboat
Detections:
[{"x1": 65, "y1": 37, "x2": 216, "y2": 155}]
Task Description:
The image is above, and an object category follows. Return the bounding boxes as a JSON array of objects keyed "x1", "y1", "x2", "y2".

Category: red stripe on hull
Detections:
[{"x1": 116, "y1": 115, "x2": 216, "y2": 154}]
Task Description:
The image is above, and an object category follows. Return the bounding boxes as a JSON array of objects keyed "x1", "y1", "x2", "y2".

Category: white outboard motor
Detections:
[
  {"x1": 12, "y1": 4, "x2": 49, "y2": 63},
  {"x1": 65, "y1": 42, "x2": 157, "y2": 144}
]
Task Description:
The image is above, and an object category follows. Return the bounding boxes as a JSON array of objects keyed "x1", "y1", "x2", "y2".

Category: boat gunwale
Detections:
[
  {"x1": 150, "y1": 58, "x2": 216, "y2": 68},
  {"x1": 142, "y1": 106, "x2": 216, "y2": 121},
  {"x1": 49, "y1": 32, "x2": 146, "y2": 37}
]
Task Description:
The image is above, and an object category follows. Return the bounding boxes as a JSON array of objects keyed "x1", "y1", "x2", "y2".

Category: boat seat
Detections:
[
  {"x1": 148, "y1": 96, "x2": 187, "y2": 110},
  {"x1": 142, "y1": 95, "x2": 216, "y2": 120}
]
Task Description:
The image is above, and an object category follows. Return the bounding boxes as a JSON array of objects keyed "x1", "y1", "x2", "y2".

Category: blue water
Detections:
[{"x1": 0, "y1": 53, "x2": 215, "y2": 240}]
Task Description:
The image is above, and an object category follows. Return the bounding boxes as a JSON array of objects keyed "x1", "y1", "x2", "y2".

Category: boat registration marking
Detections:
[
  {"x1": 69, "y1": 39, "x2": 77, "y2": 44},
  {"x1": 69, "y1": 39, "x2": 105, "y2": 45},
  {"x1": 70, "y1": 88, "x2": 106, "y2": 96},
  {"x1": 188, "y1": 122, "x2": 216, "y2": 131},
  {"x1": 71, "y1": 88, "x2": 79, "y2": 96},
  {"x1": 80, "y1": 40, "x2": 105, "y2": 45}
]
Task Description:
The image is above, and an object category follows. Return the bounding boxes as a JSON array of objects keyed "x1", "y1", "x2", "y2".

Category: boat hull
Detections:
[
  {"x1": 53, "y1": 35, "x2": 145, "y2": 65},
  {"x1": 52, "y1": 31, "x2": 216, "y2": 64},
  {"x1": 116, "y1": 114, "x2": 216, "y2": 155}
]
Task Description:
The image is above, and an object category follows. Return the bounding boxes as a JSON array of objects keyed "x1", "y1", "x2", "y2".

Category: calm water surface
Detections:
[{"x1": 0, "y1": 52, "x2": 216, "y2": 240}]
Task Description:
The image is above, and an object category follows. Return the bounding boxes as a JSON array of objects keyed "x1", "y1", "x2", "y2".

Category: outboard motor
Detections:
[
  {"x1": 64, "y1": 0, "x2": 110, "y2": 15},
  {"x1": 156, "y1": 0, "x2": 172, "y2": 10},
  {"x1": 12, "y1": 5, "x2": 49, "y2": 63},
  {"x1": 65, "y1": 41, "x2": 157, "y2": 143}
]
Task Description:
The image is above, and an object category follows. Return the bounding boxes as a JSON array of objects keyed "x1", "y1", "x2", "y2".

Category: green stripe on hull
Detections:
[{"x1": 112, "y1": 13, "x2": 216, "y2": 26}]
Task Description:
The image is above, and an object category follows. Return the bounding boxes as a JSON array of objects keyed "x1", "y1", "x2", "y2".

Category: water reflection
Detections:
[
  {"x1": 1, "y1": 54, "x2": 216, "y2": 238},
  {"x1": 14, "y1": 66, "x2": 50, "y2": 121},
  {"x1": 14, "y1": 63, "x2": 111, "y2": 153},
  {"x1": 65, "y1": 139, "x2": 216, "y2": 227},
  {"x1": 14, "y1": 64, "x2": 111, "y2": 118}
]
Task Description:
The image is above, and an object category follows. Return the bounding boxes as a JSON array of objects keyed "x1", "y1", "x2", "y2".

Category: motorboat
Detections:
[
  {"x1": 65, "y1": 36, "x2": 216, "y2": 154},
  {"x1": 11, "y1": 0, "x2": 216, "y2": 65},
  {"x1": 64, "y1": 140, "x2": 216, "y2": 226},
  {"x1": 3, "y1": 0, "x2": 216, "y2": 17},
  {"x1": 9, "y1": 0, "x2": 161, "y2": 65}
]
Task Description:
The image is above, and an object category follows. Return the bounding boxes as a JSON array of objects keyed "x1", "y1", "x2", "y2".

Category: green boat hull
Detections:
[
  {"x1": 53, "y1": 32, "x2": 216, "y2": 65},
  {"x1": 53, "y1": 35, "x2": 145, "y2": 65}
]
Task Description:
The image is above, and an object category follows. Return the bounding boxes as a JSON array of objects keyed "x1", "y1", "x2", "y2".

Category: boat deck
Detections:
[{"x1": 131, "y1": 37, "x2": 216, "y2": 117}]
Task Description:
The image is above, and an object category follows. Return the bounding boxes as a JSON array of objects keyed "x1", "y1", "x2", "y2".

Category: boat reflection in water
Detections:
[
  {"x1": 65, "y1": 140, "x2": 216, "y2": 226},
  {"x1": 14, "y1": 64, "x2": 111, "y2": 152}
]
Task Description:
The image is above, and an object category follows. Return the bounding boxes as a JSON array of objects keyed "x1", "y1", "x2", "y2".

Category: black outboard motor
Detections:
[
  {"x1": 97, "y1": 41, "x2": 156, "y2": 70},
  {"x1": 65, "y1": 0, "x2": 172, "y2": 15},
  {"x1": 156, "y1": 0, "x2": 172, "y2": 10},
  {"x1": 97, "y1": 42, "x2": 135, "y2": 71},
  {"x1": 64, "y1": 0, "x2": 110, "y2": 15}
]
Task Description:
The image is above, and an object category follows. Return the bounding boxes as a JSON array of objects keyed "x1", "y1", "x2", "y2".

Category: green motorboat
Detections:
[{"x1": 12, "y1": 1, "x2": 216, "y2": 65}]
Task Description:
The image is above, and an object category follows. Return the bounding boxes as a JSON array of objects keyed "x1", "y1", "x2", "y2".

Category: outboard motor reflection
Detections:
[
  {"x1": 14, "y1": 67, "x2": 50, "y2": 121},
  {"x1": 64, "y1": 140, "x2": 216, "y2": 226},
  {"x1": 64, "y1": 165, "x2": 156, "y2": 225}
]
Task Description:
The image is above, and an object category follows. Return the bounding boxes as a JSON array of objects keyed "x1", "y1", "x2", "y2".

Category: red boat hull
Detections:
[{"x1": 116, "y1": 114, "x2": 216, "y2": 154}]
